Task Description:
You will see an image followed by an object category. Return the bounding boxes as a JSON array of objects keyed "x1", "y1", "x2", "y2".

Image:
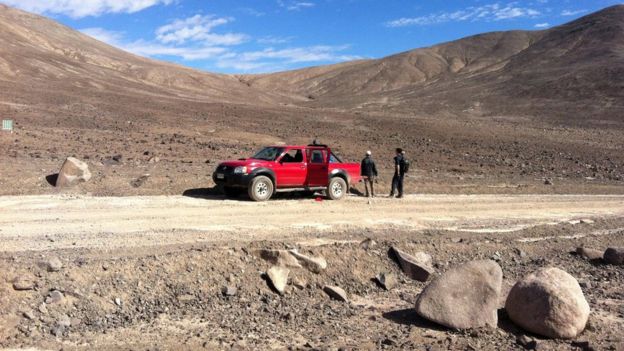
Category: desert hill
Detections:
[
  {"x1": 0, "y1": 4, "x2": 280, "y2": 110},
  {"x1": 249, "y1": 5, "x2": 624, "y2": 121}
]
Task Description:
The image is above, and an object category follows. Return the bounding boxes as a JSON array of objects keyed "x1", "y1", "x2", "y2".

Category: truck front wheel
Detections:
[
  {"x1": 248, "y1": 176, "x2": 274, "y2": 202},
  {"x1": 327, "y1": 177, "x2": 347, "y2": 200}
]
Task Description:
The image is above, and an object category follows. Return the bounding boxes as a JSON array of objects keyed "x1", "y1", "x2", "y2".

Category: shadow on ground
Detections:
[
  {"x1": 382, "y1": 308, "x2": 447, "y2": 330},
  {"x1": 46, "y1": 173, "x2": 58, "y2": 187}
]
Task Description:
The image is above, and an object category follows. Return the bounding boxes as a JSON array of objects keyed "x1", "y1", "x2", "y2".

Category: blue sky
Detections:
[{"x1": 2, "y1": 0, "x2": 622, "y2": 73}]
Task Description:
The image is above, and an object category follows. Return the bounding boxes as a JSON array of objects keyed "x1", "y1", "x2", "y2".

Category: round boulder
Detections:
[
  {"x1": 505, "y1": 267, "x2": 590, "y2": 339},
  {"x1": 414, "y1": 260, "x2": 502, "y2": 330}
]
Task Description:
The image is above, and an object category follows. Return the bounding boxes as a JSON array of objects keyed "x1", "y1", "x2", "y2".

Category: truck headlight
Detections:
[{"x1": 233, "y1": 166, "x2": 248, "y2": 174}]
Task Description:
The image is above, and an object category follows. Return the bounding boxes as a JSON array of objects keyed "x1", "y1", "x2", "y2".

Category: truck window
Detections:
[
  {"x1": 329, "y1": 152, "x2": 342, "y2": 163},
  {"x1": 310, "y1": 150, "x2": 325, "y2": 164},
  {"x1": 281, "y1": 149, "x2": 303, "y2": 163},
  {"x1": 252, "y1": 147, "x2": 284, "y2": 161}
]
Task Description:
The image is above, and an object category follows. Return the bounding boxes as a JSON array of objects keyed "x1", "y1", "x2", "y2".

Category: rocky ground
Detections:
[{"x1": 1, "y1": 217, "x2": 623, "y2": 350}]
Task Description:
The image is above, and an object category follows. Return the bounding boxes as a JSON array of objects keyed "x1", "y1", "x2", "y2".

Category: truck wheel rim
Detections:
[
  {"x1": 256, "y1": 182, "x2": 269, "y2": 197},
  {"x1": 332, "y1": 182, "x2": 342, "y2": 196}
]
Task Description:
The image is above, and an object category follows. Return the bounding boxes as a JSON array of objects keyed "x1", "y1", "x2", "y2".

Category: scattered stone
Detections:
[
  {"x1": 375, "y1": 272, "x2": 398, "y2": 290},
  {"x1": 505, "y1": 267, "x2": 590, "y2": 339},
  {"x1": 580, "y1": 219, "x2": 595, "y2": 224},
  {"x1": 42, "y1": 257, "x2": 63, "y2": 272},
  {"x1": 603, "y1": 247, "x2": 624, "y2": 265},
  {"x1": 148, "y1": 156, "x2": 160, "y2": 163},
  {"x1": 177, "y1": 294, "x2": 196, "y2": 302},
  {"x1": 55, "y1": 157, "x2": 92, "y2": 187},
  {"x1": 38, "y1": 303, "x2": 48, "y2": 314},
  {"x1": 515, "y1": 248, "x2": 527, "y2": 258},
  {"x1": 544, "y1": 178, "x2": 553, "y2": 185},
  {"x1": 114, "y1": 297, "x2": 122, "y2": 306},
  {"x1": 45, "y1": 290, "x2": 64, "y2": 304},
  {"x1": 22, "y1": 310, "x2": 36, "y2": 320},
  {"x1": 415, "y1": 260, "x2": 502, "y2": 330},
  {"x1": 451, "y1": 237, "x2": 463, "y2": 244},
  {"x1": 258, "y1": 249, "x2": 301, "y2": 268},
  {"x1": 267, "y1": 266, "x2": 289, "y2": 294},
  {"x1": 222, "y1": 285, "x2": 238, "y2": 296},
  {"x1": 288, "y1": 250, "x2": 327, "y2": 273},
  {"x1": 576, "y1": 247, "x2": 603, "y2": 261},
  {"x1": 390, "y1": 247, "x2": 434, "y2": 282},
  {"x1": 112, "y1": 154, "x2": 122, "y2": 162},
  {"x1": 323, "y1": 285, "x2": 348, "y2": 302},
  {"x1": 517, "y1": 335, "x2": 537, "y2": 349},
  {"x1": 12, "y1": 275, "x2": 36, "y2": 291},
  {"x1": 291, "y1": 275, "x2": 306, "y2": 289},
  {"x1": 571, "y1": 340, "x2": 594, "y2": 351},
  {"x1": 130, "y1": 174, "x2": 150, "y2": 188},
  {"x1": 360, "y1": 238, "x2": 377, "y2": 249}
]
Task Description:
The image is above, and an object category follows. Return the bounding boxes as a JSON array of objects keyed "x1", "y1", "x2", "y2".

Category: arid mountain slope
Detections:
[
  {"x1": 0, "y1": 4, "x2": 278, "y2": 107},
  {"x1": 249, "y1": 5, "x2": 624, "y2": 121},
  {"x1": 248, "y1": 30, "x2": 543, "y2": 98}
]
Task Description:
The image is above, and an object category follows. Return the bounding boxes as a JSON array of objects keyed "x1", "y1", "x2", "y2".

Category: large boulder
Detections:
[
  {"x1": 604, "y1": 247, "x2": 624, "y2": 265},
  {"x1": 505, "y1": 267, "x2": 590, "y2": 339},
  {"x1": 414, "y1": 260, "x2": 502, "y2": 330},
  {"x1": 56, "y1": 157, "x2": 91, "y2": 187},
  {"x1": 391, "y1": 247, "x2": 434, "y2": 282}
]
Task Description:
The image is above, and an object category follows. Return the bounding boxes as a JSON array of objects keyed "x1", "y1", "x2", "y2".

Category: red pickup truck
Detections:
[{"x1": 212, "y1": 144, "x2": 361, "y2": 201}]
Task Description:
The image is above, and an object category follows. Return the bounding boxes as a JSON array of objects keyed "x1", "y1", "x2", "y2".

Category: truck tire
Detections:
[
  {"x1": 248, "y1": 176, "x2": 274, "y2": 202},
  {"x1": 223, "y1": 186, "x2": 242, "y2": 198},
  {"x1": 327, "y1": 177, "x2": 347, "y2": 200}
]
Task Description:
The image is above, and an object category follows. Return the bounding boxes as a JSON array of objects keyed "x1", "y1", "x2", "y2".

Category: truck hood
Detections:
[{"x1": 218, "y1": 159, "x2": 269, "y2": 168}]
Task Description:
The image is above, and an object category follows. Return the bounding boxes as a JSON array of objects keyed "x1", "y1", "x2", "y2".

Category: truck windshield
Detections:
[{"x1": 251, "y1": 147, "x2": 284, "y2": 161}]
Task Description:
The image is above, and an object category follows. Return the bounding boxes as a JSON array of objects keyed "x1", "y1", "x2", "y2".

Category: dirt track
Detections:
[{"x1": 2, "y1": 194, "x2": 624, "y2": 253}]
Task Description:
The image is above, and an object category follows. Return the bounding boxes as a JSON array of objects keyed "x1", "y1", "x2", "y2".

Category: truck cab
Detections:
[{"x1": 213, "y1": 145, "x2": 361, "y2": 201}]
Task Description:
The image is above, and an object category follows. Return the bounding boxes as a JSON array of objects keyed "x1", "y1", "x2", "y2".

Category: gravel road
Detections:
[{"x1": 1, "y1": 194, "x2": 623, "y2": 252}]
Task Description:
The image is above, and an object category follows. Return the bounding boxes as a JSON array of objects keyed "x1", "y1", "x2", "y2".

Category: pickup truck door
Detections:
[
  {"x1": 275, "y1": 148, "x2": 307, "y2": 187},
  {"x1": 305, "y1": 149, "x2": 328, "y2": 187}
]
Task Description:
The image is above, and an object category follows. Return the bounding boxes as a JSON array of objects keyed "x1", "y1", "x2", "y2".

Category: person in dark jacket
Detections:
[
  {"x1": 360, "y1": 150, "x2": 378, "y2": 197},
  {"x1": 389, "y1": 148, "x2": 405, "y2": 198}
]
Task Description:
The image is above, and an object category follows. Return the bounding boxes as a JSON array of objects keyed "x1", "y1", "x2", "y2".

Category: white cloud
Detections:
[
  {"x1": 155, "y1": 15, "x2": 248, "y2": 46},
  {"x1": 278, "y1": 0, "x2": 315, "y2": 11},
  {"x1": 80, "y1": 24, "x2": 357, "y2": 73},
  {"x1": 534, "y1": 22, "x2": 549, "y2": 28},
  {"x1": 257, "y1": 35, "x2": 294, "y2": 45},
  {"x1": 561, "y1": 9, "x2": 587, "y2": 16},
  {"x1": 386, "y1": 3, "x2": 541, "y2": 27},
  {"x1": 1, "y1": 0, "x2": 173, "y2": 18},
  {"x1": 217, "y1": 45, "x2": 360, "y2": 72}
]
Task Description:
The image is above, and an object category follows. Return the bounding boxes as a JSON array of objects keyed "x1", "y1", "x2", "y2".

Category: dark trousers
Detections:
[
  {"x1": 363, "y1": 177, "x2": 375, "y2": 197},
  {"x1": 391, "y1": 173, "x2": 404, "y2": 196}
]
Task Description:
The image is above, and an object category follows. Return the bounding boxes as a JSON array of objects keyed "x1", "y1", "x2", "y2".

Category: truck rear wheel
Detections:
[
  {"x1": 327, "y1": 177, "x2": 347, "y2": 200},
  {"x1": 248, "y1": 176, "x2": 273, "y2": 202}
]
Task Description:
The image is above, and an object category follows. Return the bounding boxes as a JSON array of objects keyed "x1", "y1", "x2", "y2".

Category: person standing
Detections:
[
  {"x1": 360, "y1": 150, "x2": 378, "y2": 197},
  {"x1": 389, "y1": 148, "x2": 405, "y2": 198}
]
